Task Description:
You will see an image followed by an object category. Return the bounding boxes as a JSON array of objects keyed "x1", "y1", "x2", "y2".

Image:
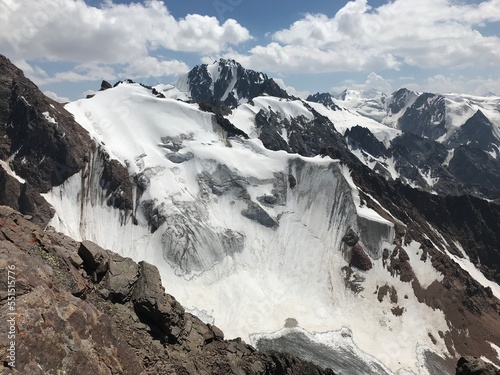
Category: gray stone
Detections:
[
  {"x1": 166, "y1": 152, "x2": 194, "y2": 164},
  {"x1": 106, "y1": 253, "x2": 140, "y2": 302},
  {"x1": 78, "y1": 240, "x2": 109, "y2": 281},
  {"x1": 241, "y1": 201, "x2": 278, "y2": 228}
]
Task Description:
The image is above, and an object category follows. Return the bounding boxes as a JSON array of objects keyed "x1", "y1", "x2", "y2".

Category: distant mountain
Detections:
[
  {"x1": 306, "y1": 92, "x2": 341, "y2": 111},
  {"x1": 175, "y1": 58, "x2": 290, "y2": 107},
  {"x1": 326, "y1": 88, "x2": 500, "y2": 153},
  {"x1": 309, "y1": 87, "x2": 500, "y2": 199}
]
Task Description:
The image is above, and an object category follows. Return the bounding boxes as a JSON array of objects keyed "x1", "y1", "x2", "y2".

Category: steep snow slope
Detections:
[{"x1": 44, "y1": 83, "x2": 467, "y2": 374}]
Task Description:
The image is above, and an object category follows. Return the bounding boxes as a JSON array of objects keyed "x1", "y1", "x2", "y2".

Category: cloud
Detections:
[
  {"x1": 29, "y1": 58, "x2": 189, "y2": 86},
  {"x1": 43, "y1": 91, "x2": 70, "y2": 103},
  {"x1": 227, "y1": 0, "x2": 500, "y2": 74},
  {"x1": 273, "y1": 78, "x2": 310, "y2": 99},
  {"x1": 124, "y1": 57, "x2": 189, "y2": 78},
  {"x1": 406, "y1": 75, "x2": 500, "y2": 95},
  {"x1": 331, "y1": 72, "x2": 500, "y2": 96},
  {"x1": 331, "y1": 72, "x2": 393, "y2": 95},
  {"x1": 0, "y1": 0, "x2": 250, "y2": 86},
  {"x1": 0, "y1": 0, "x2": 251, "y2": 64}
]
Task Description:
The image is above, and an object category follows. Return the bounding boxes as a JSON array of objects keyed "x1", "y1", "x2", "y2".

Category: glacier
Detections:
[{"x1": 42, "y1": 82, "x2": 460, "y2": 374}]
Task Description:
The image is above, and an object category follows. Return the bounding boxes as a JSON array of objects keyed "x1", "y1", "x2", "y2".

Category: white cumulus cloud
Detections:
[
  {"x1": 0, "y1": 0, "x2": 250, "y2": 85},
  {"x1": 226, "y1": 0, "x2": 500, "y2": 74},
  {"x1": 43, "y1": 91, "x2": 70, "y2": 103},
  {"x1": 0, "y1": 0, "x2": 251, "y2": 63}
]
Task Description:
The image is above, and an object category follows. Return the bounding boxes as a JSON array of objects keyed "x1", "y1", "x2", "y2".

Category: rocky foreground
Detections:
[
  {"x1": 0, "y1": 206, "x2": 336, "y2": 375},
  {"x1": 1, "y1": 206, "x2": 498, "y2": 375}
]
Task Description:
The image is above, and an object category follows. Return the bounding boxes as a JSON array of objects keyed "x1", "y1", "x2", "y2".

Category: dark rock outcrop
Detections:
[
  {"x1": 345, "y1": 125, "x2": 387, "y2": 158},
  {"x1": 448, "y1": 145, "x2": 500, "y2": 199},
  {"x1": 342, "y1": 228, "x2": 360, "y2": 247},
  {"x1": 456, "y1": 356, "x2": 500, "y2": 375},
  {"x1": 350, "y1": 243, "x2": 373, "y2": 271},
  {"x1": 184, "y1": 59, "x2": 290, "y2": 108},
  {"x1": 447, "y1": 111, "x2": 499, "y2": 153},
  {"x1": 306, "y1": 92, "x2": 341, "y2": 111},
  {"x1": 100, "y1": 80, "x2": 112, "y2": 91},
  {"x1": 398, "y1": 93, "x2": 447, "y2": 140},
  {"x1": 0, "y1": 206, "x2": 335, "y2": 375},
  {"x1": 0, "y1": 54, "x2": 134, "y2": 222}
]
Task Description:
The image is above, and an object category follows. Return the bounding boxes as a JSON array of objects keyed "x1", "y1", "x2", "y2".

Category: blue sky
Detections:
[{"x1": 1, "y1": 0, "x2": 499, "y2": 101}]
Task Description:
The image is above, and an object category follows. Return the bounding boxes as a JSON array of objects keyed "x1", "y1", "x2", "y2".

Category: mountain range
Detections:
[{"x1": 1, "y1": 55, "x2": 499, "y2": 375}]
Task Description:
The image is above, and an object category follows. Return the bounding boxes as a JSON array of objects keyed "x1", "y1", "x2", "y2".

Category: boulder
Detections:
[
  {"x1": 78, "y1": 240, "x2": 109, "y2": 282},
  {"x1": 131, "y1": 261, "x2": 185, "y2": 344},
  {"x1": 350, "y1": 243, "x2": 372, "y2": 271},
  {"x1": 106, "y1": 253, "x2": 139, "y2": 303},
  {"x1": 342, "y1": 229, "x2": 360, "y2": 246}
]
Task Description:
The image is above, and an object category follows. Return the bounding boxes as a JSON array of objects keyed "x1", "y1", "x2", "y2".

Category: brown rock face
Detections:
[{"x1": 0, "y1": 206, "x2": 335, "y2": 375}]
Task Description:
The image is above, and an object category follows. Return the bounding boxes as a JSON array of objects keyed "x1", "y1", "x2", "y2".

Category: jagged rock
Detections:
[
  {"x1": 350, "y1": 243, "x2": 373, "y2": 271},
  {"x1": 456, "y1": 356, "x2": 500, "y2": 375},
  {"x1": 78, "y1": 240, "x2": 109, "y2": 282},
  {"x1": 131, "y1": 261, "x2": 186, "y2": 343},
  {"x1": 101, "y1": 157, "x2": 134, "y2": 211},
  {"x1": 345, "y1": 126, "x2": 387, "y2": 158},
  {"x1": 0, "y1": 54, "x2": 134, "y2": 225},
  {"x1": 398, "y1": 93, "x2": 447, "y2": 140},
  {"x1": 388, "y1": 246, "x2": 415, "y2": 282},
  {"x1": 182, "y1": 59, "x2": 290, "y2": 108},
  {"x1": 100, "y1": 80, "x2": 112, "y2": 91},
  {"x1": 306, "y1": 92, "x2": 341, "y2": 111},
  {"x1": 447, "y1": 111, "x2": 498, "y2": 153},
  {"x1": 342, "y1": 228, "x2": 360, "y2": 246},
  {"x1": 106, "y1": 254, "x2": 140, "y2": 303}
]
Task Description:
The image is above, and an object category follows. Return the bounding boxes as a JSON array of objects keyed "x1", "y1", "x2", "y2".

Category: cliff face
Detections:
[
  {"x1": 0, "y1": 55, "x2": 132, "y2": 226},
  {"x1": 0, "y1": 205, "x2": 334, "y2": 375}
]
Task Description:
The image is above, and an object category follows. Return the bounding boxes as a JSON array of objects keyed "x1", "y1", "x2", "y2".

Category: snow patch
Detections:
[
  {"x1": 42, "y1": 111, "x2": 57, "y2": 125},
  {"x1": 444, "y1": 241, "x2": 500, "y2": 300},
  {"x1": 405, "y1": 241, "x2": 444, "y2": 288},
  {"x1": 0, "y1": 159, "x2": 25, "y2": 184},
  {"x1": 443, "y1": 149, "x2": 454, "y2": 167}
]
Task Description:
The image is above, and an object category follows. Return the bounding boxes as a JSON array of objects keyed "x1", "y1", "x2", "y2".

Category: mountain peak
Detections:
[
  {"x1": 212, "y1": 58, "x2": 241, "y2": 68},
  {"x1": 334, "y1": 88, "x2": 387, "y2": 101},
  {"x1": 175, "y1": 59, "x2": 289, "y2": 108},
  {"x1": 306, "y1": 92, "x2": 341, "y2": 111}
]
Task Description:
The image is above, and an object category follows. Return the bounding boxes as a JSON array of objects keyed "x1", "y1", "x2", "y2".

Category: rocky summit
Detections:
[{"x1": 0, "y1": 54, "x2": 500, "y2": 375}]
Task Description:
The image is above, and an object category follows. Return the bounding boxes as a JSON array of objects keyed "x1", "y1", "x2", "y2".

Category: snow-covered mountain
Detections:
[
  {"x1": 175, "y1": 58, "x2": 290, "y2": 108},
  {"x1": 308, "y1": 88, "x2": 500, "y2": 200},
  {"x1": 1, "y1": 55, "x2": 500, "y2": 375},
  {"x1": 328, "y1": 87, "x2": 500, "y2": 154}
]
